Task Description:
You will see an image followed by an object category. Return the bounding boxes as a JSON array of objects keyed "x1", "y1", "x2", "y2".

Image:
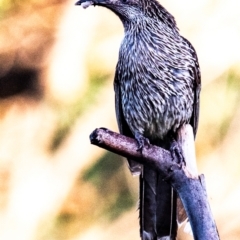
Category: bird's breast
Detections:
[
  {"x1": 119, "y1": 75, "x2": 193, "y2": 140},
  {"x1": 117, "y1": 30, "x2": 195, "y2": 140}
]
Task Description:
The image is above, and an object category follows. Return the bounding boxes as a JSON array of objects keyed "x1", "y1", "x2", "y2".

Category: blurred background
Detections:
[{"x1": 0, "y1": 0, "x2": 240, "y2": 239}]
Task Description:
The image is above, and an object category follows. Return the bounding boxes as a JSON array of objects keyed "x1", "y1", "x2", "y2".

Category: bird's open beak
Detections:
[
  {"x1": 75, "y1": 0, "x2": 90, "y2": 5},
  {"x1": 75, "y1": 0, "x2": 94, "y2": 8},
  {"x1": 76, "y1": 0, "x2": 106, "y2": 8}
]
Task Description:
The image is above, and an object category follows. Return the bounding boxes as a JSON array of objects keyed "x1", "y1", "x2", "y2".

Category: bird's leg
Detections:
[
  {"x1": 169, "y1": 138, "x2": 185, "y2": 168},
  {"x1": 134, "y1": 132, "x2": 150, "y2": 152}
]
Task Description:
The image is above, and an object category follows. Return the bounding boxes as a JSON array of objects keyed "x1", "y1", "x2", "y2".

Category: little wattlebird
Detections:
[{"x1": 76, "y1": 0, "x2": 201, "y2": 239}]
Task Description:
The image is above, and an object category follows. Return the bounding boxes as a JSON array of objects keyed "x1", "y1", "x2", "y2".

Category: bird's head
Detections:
[
  {"x1": 76, "y1": 0, "x2": 176, "y2": 29},
  {"x1": 76, "y1": 0, "x2": 144, "y2": 22}
]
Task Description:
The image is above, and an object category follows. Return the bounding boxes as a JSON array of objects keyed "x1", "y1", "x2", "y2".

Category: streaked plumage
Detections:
[{"x1": 77, "y1": 0, "x2": 201, "y2": 239}]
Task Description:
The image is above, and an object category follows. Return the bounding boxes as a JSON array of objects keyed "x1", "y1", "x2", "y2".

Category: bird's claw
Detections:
[
  {"x1": 135, "y1": 132, "x2": 150, "y2": 152},
  {"x1": 170, "y1": 140, "x2": 185, "y2": 168}
]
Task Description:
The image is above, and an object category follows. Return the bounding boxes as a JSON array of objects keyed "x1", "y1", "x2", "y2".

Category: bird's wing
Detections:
[
  {"x1": 114, "y1": 73, "x2": 142, "y2": 175},
  {"x1": 183, "y1": 37, "x2": 201, "y2": 138}
]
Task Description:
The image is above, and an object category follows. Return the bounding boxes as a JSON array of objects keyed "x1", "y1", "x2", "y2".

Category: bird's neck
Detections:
[
  {"x1": 123, "y1": 18, "x2": 178, "y2": 41},
  {"x1": 121, "y1": 14, "x2": 146, "y2": 32},
  {"x1": 119, "y1": 1, "x2": 178, "y2": 33}
]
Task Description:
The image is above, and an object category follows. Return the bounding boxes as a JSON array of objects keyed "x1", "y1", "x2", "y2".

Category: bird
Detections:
[{"x1": 76, "y1": 0, "x2": 201, "y2": 239}]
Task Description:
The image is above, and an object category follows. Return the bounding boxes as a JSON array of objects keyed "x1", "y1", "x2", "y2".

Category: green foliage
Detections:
[
  {"x1": 0, "y1": 0, "x2": 14, "y2": 17},
  {"x1": 82, "y1": 152, "x2": 135, "y2": 220}
]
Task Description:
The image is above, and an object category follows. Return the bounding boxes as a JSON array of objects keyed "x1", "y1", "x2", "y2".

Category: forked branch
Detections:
[{"x1": 89, "y1": 126, "x2": 219, "y2": 240}]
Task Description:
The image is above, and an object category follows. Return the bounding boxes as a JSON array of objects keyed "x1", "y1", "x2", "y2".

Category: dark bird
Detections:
[{"x1": 76, "y1": 0, "x2": 201, "y2": 239}]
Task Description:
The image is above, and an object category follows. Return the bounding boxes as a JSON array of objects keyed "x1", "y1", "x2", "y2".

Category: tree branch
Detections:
[{"x1": 89, "y1": 127, "x2": 219, "y2": 240}]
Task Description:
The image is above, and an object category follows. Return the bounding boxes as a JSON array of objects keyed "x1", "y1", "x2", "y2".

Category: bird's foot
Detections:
[
  {"x1": 170, "y1": 139, "x2": 185, "y2": 168},
  {"x1": 134, "y1": 132, "x2": 150, "y2": 152}
]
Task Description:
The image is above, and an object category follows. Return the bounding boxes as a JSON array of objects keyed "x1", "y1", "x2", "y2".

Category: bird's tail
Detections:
[{"x1": 140, "y1": 165, "x2": 177, "y2": 240}]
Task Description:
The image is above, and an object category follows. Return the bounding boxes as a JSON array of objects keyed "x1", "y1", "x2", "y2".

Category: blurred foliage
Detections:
[
  {"x1": 0, "y1": 0, "x2": 12, "y2": 16},
  {"x1": 40, "y1": 152, "x2": 135, "y2": 240},
  {"x1": 82, "y1": 152, "x2": 135, "y2": 220},
  {"x1": 49, "y1": 72, "x2": 111, "y2": 151},
  {"x1": 197, "y1": 69, "x2": 240, "y2": 157}
]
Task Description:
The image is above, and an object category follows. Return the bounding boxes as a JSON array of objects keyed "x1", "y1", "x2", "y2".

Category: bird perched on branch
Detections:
[{"x1": 76, "y1": 0, "x2": 201, "y2": 239}]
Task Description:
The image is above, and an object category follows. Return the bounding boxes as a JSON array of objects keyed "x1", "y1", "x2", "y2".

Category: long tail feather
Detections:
[
  {"x1": 156, "y1": 180, "x2": 177, "y2": 239},
  {"x1": 140, "y1": 165, "x2": 177, "y2": 240},
  {"x1": 140, "y1": 165, "x2": 157, "y2": 239}
]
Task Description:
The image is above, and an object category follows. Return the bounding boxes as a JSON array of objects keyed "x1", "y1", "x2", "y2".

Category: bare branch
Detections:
[
  {"x1": 90, "y1": 127, "x2": 177, "y2": 177},
  {"x1": 89, "y1": 127, "x2": 220, "y2": 240}
]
